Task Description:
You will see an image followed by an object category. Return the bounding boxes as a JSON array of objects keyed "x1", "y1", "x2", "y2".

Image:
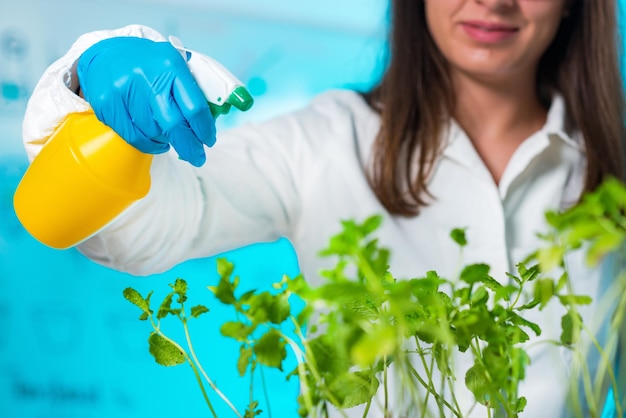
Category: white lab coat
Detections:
[{"x1": 22, "y1": 24, "x2": 619, "y2": 418}]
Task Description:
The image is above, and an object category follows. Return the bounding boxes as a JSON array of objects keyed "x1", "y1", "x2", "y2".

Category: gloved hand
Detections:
[{"x1": 77, "y1": 36, "x2": 216, "y2": 167}]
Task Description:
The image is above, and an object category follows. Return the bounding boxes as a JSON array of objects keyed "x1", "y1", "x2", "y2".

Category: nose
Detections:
[{"x1": 476, "y1": 0, "x2": 516, "y2": 11}]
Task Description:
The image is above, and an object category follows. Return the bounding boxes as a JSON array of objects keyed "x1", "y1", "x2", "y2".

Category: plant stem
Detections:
[
  {"x1": 509, "y1": 269, "x2": 533, "y2": 310},
  {"x1": 575, "y1": 348, "x2": 599, "y2": 417},
  {"x1": 445, "y1": 371, "x2": 463, "y2": 416},
  {"x1": 407, "y1": 366, "x2": 462, "y2": 417},
  {"x1": 295, "y1": 343, "x2": 347, "y2": 415},
  {"x1": 283, "y1": 330, "x2": 315, "y2": 416},
  {"x1": 259, "y1": 366, "x2": 273, "y2": 418},
  {"x1": 189, "y1": 358, "x2": 219, "y2": 418},
  {"x1": 413, "y1": 338, "x2": 446, "y2": 416},
  {"x1": 383, "y1": 355, "x2": 389, "y2": 414},
  {"x1": 249, "y1": 363, "x2": 255, "y2": 410},
  {"x1": 182, "y1": 318, "x2": 243, "y2": 418},
  {"x1": 286, "y1": 318, "x2": 349, "y2": 417},
  {"x1": 356, "y1": 252, "x2": 385, "y2": 294},
  {"x1": 581, "y1": 322, "x2": 623, "y2": 418},
  {"x1": 149, "y1": 318, "x2": 218, "y2": 417},
  {"x1": 469, "y1": 339, "x2": 515, "y2": 417}
]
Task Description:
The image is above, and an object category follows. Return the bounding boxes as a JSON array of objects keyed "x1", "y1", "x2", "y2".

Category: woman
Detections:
[{"x1": 21, "y1": 0, "x2": 625, "y2": 416}]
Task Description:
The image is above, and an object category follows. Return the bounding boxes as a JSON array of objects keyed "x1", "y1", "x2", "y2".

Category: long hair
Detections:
[{"x1": 364, "y1": 0, "x2": 626, "y2": 217}]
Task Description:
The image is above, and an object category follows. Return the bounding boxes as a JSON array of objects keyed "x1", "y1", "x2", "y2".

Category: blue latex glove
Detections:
[{"x1": 77, "y1": 37, "x2": 216, "y2": 167}]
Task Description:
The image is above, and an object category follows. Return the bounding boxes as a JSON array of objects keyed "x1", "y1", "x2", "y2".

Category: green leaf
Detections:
[
  {"x1": 516, "y1": 396, "x2": 528, "y2": 413},
  {"x1": 555, "y1": 272, "x2": 569, "y2": 293},
  {"x1": 517, "y1": 263, "x2": 541, "y2": 283},
  {"x1": 361, "y1": 215, "x2": 383, "y2": 235},
  {"x1": 312, "y1": 282, "x2": 374, "y2": 308},
  {"x1": 416, "y1": 322, "x2": 455, "y2": 346},
  {"x1": 328, "y1": 371, "x2": 380, "y2": 408},
  {"x1": 455, "y1": 287, "x2": 471, "y2": 305},
  {"x1": 557, "y1": 294, "x2": 593, "y2": 307},
  {"x1": 351, "y1": 324, "x2": 396, "y2": 366},
  {"x1": 506, "y1": 326, "x2": 531, "y2": 344},
  {"x1": 506, "y1": 311, "x2": 542, "y2": 336},
  {"x1": 190, "y1": 304, "x2": 209, "y2": 318},
  {"x1": 221, "y1": 321, "x2": 255, "y2": 342},
  {"x1": 482, "y1": 344, "x2": 508, "y2": 377},
  {"x1": 533, "y1": 279, "x2": 555, "y2": 310},
  {"x1": 410, "y1": 273, "x2": 444, "y2": 295},
  {"x1": 296, "y1": 304, "x2": 314, "y2": 325},
  {"x1": 123, "y1": 288, "x2": 152, "y2": 315},
  {"x1": 537, "y1": 246, "x2": 564, "y2": 272},
  {"x1": 482, "y1": 276, "x2": 503, "y2": 292},
  {"x1": 157, "y1": 293, "x2": 175, "y2": 319},
  {"x1": 506, "y1": 272, "x2": 522, "y2": 286},
  {"x1": 208, "y1": 259, "x2": 239, "y2": 305},
  {"x1": 170, "y1": 278, "x2": 188, "y2": 303},
  {"x1": 237, "y1": 346, "x2": 253, "y2": 377},
  {"x1": 216, "y1": 257, "x2": 235, "y2": 278},
  {"x1": 494, "y1": 284, "x2": 518, "y2": 303},
  {"x1": 586, "y1": 232, "x2": 624, "y2": 265},
  {"x1": 239, "y1": 289, "x2": 257, "y2": 303},
  {"x1": 308, "y1": 336, "x2": 349, "y2": 376},
  {"x1": 460, "y1": 263, "x2": 491, "y2": 284},
  {"x1": 244, "y1": 400, "x2": 263, "y2": 418},
  {"x1": 286, "y1": 274, "x2": 311, "y2": 295},
  {"x1": 450, "y1": 227, "x2": 468, "y2": 247},
  {"x1": 465, "y1": 363, "x2": 490, "y2": 405},
  {"x1": 560, "y1": 310, "x2": 583, "y2": 346},
  {"x1": 148, "y1": 332, "x2": 186, "y2": 366},
  {"x1": 253, "y1": 329, "x2": 287, "y2": 370},
  {"x1": 247, "y1": 292, "x2": 291, "y2": 325},
  {"x1": 453, "y1": 309, "x2": 491, "y2": 346},
  {"x1": 471, "y1": 286, "x2": 489, "y2": 306},
  {"x1": 432, "y1": 343, "x2": 453, "y2": 375},
  {"x1": 516, "y1": 300, "x2": 540, "y2": 311}
]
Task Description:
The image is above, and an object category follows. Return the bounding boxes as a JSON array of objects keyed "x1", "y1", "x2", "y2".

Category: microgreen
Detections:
[{"x1": 124, "y1": 178, "x2": 626, "y2": 417}]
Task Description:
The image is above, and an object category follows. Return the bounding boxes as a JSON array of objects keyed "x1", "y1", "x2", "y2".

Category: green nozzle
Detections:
[
  {"x1": 228, "y1": 86, "x2": 254, "y2": 111},
  {"x1": 209, "y1": 102, "x2": 232, "y2": 119}
]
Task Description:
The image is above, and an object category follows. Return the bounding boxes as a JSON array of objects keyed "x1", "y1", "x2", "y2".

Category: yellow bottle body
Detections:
[{"x1": 13, "y1": 111, "x2": 153, "y2": 249}]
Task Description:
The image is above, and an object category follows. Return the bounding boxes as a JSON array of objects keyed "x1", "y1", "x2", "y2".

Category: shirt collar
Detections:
[
  {"x1": 443, "y1": 93, "x2": 582, "y2": 159},
  {"x1": 542, "y1": 94, "x2": 581, "y2": 149}
]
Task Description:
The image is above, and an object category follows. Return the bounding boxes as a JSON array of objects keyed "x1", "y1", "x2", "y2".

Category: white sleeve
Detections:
[
  {"x1": 76, "y1": 111, "x2": 307, "y2": 276},
  {"x1": 21, "y1": 24, "x2": 166, "y2": 161},
  {"x1": 75, "y1": 90, "x2": 366, "y2": 277}
]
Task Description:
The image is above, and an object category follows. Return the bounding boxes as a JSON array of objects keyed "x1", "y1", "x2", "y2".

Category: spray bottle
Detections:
[{"x1": 13, "y1": 36, "x2": 254, "y2": 249}]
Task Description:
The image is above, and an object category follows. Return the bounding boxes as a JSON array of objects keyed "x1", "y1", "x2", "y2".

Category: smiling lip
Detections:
[{"x1": 460, "y1": 20, "x2": 519, "y2": 43}]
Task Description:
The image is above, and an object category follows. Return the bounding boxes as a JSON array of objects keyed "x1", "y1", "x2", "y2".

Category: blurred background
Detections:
[
  {"x1": 1, "y1": 1, "x2": 625, "y2": 418},
  {"x1": 0, "y1": 0, "x2": 387, "y2": 417}
]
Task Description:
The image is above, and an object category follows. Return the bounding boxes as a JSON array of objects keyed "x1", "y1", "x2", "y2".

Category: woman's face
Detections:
[{"x1": 424, "y1": 0, "x2": 568, "y2": 83}]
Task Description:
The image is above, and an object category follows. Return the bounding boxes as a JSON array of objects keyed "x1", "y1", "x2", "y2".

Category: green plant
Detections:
[
  {"x1": 535, "y1": 177, "x2": 626, "y2": 418},
  {"x1": 123, "y1": 178, "x2": 626, "y2": 417}
]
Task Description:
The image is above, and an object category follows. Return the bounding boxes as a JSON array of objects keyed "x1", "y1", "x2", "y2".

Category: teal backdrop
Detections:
[{"x1": 0, "y1": 1, "x2": 624, "y2": 417}]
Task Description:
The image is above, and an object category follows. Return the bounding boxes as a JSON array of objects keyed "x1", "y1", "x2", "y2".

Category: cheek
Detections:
[
  {"x1": 523, "y1": 3, "x2": 567, "y2": 48},
  {"x1": 424, "y1": 0, "x2": 462, "y2": 42},
  {"x1": 527, "y1": 14, "x2": 564, "y2": 59},
  {"x1": 424, "y1": 9, "x2": 456, "y2": 57}
]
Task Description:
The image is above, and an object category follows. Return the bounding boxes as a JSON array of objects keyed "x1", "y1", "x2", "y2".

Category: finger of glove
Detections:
[
  {"x1": 168, "y1": 123, "x2": 208, "y2": 167},
  {"x1": 171, "y1": 71, "x2": 216, "y2": 148},
  {"x1": 92, "y1": 87, "x2": 170, "y2": 155},
  {"x1": 77, "y1": 39, "x2": 169, "y2": 154},
  {"x1": 151, "y1": 41, "x2": 216, "y2": 148},
  {"x1": 151, "y1": 91, "x2": 206, "y2": 166}
]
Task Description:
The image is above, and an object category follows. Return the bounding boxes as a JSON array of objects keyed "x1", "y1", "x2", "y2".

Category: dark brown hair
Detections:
[{"x1": 364, "y1": 0, "x2": 626, "y2": 216}]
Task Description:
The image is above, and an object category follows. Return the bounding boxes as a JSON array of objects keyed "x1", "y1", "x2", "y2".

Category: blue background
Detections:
[{"x1": 0, "y1": 1, "x2": 624, "y2": 417}]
